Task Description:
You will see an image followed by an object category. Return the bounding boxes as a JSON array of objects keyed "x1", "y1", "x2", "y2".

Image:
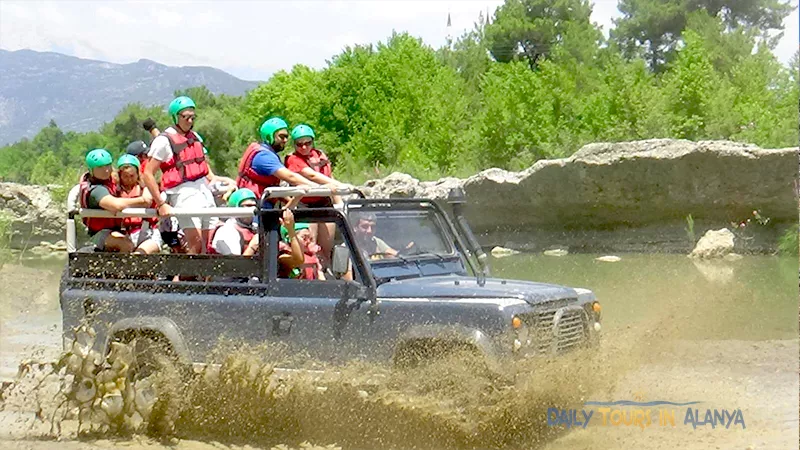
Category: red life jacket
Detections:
[
  {"x1": 286, "y1": 148, "x2": 332, "y2": 177},
  {"x1": 158, "y1": 130, "x2": 209, "y2": 190},
  {"x1": 78, "y1": 173, "x2": 122, "y2": 235},
  {"x1": 296, "y1": 253, "x2": 320, "y2": 280},
  {"x1": 207, "y1": 220, "x2": 256, "y2": 255},
  {"x1": 285, "y1": 148, "x2": 333, "y2": 206},
  {"x1": 116, "y1": 184, "x2": 157, "y2": 232},
  {"x1": 236, "y1": 142, "x2": 281, "y2": 200}
]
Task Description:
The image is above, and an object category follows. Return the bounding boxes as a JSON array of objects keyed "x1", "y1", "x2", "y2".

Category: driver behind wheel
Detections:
[{"x1": 352, "y1": 212, "x2": 398, "y2": 260}]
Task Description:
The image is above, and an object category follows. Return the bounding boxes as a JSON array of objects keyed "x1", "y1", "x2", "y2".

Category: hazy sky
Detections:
[{"x1": 0, "y1": 0, "x2": 797, "y2": 81}]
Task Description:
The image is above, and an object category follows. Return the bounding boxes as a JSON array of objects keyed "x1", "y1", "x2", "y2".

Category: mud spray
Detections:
[
  {"x1": 0, "y1": 257, "x2": 788, "y2": 450},
  {"x1": 0, "y1": 316, "x2": 660, "y2": 450}
]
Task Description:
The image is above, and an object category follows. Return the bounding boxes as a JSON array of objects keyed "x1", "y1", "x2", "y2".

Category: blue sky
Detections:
[{"x1": 0, "y1": 0, "x2": 796, "y2": 81}]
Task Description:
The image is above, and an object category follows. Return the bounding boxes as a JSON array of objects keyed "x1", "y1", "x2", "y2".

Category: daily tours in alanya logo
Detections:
[{"x1": 547, "y1": 393, "x2": 746, "y2": 431}]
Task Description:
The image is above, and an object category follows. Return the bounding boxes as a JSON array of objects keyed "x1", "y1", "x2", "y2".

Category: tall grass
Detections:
[
  {"x1": 0, "y1": 212, "x2": 13, "y2": 267},
  {"x1": 777, "y1": 225, "x2": 799, "y2": 256}
]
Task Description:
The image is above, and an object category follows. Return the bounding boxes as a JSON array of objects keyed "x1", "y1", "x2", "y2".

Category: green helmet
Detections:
[
  {"x1": 228, "y1": 188, "x2": 257, "y2": 207},
  {"x1": 291, "y1": 124, "x2": 315, "y2": 141},
  {"x1": 280, "y1": 222, "x2": 310, "y2": 242},
  {"x1": 168, "y1": 96, "x2": 196, "y2": 123},
  {"x1": 260, "y1": 117, "x2": 288, "y2": 145},
  {"x1": 85, "y1": 149, "x2": 113, "y2": 170},
  {"x1": 116, "y1": 154, "x2": 141, "y2": 169}
]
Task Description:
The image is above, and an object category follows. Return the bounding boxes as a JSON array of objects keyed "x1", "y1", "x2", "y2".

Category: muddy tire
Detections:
[{"x1": 128, "y1": 336, "x2": 186, "y2": 436}]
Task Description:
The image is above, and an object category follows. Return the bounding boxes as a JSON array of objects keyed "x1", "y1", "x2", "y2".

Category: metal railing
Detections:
[{"x1": 66, "y1": 186, "x2": 359, "y2": 253}]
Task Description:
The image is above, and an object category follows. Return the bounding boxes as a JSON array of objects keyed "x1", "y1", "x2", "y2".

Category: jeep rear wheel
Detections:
[{"x1": 128, "y1": 336, "x2": 186, "y2": 436}]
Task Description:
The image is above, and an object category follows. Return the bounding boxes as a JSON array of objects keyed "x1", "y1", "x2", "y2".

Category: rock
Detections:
[
  {"x1": 689, "y1": 229, "x2": 735, "y2": 259},
  {"x1": 360, "y1": 139, "x2": 796, "y2": 252},
  {"x1": 723, "y1": 253, "x2": 743, "y2": 261},
  {"x1": 490, "y1": 246, "x2": 521, "y2": 258},
  {"x1": 50, "y1": 240, "x2": 67, "y2": 251},
  {"x1": 0, "y1": 182, "x2": 66, "y2": 249},
  {"x1": 543, "y1": 249, "x2": 568, "y2": 257},
  {"x1": 595, "y1": 255, "x2": 621, "y2": 262}
]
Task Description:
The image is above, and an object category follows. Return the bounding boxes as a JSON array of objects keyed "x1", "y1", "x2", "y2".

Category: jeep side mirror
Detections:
[{"x1": 332, "y1": 245, "x2": 351, "y2": 276}]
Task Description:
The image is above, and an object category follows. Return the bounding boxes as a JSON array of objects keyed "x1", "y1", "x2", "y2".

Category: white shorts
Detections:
[
  {"x1": 166, "y1": 180, "x2": 217, "y2": 230},
  {"x1": 129, "y1": 227, "x2": 163, "y2": 248}
]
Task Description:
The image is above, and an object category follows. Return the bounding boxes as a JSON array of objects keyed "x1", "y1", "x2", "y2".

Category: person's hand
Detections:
[
  {"x1": 281, "y1": 208, "x2": 296, "y2": 232},
  {"x1": 222, "y1": 186, "x2": 237, "y2": 203},
  {"x1": 141, "y1": 189, "x2": 153, "y2": 203},
  {"x1": 157, "y1": 202, "x2": 173, "y2": 217},
  {"x1": 142, "y1": 118, "x2": 156, "y2": 132},
  {"x1": 323, "y1": 183, "x2": 338, "y2": 195},
  {"x1": 247, "y1": 234, "x2": 259, "y2": 251}
]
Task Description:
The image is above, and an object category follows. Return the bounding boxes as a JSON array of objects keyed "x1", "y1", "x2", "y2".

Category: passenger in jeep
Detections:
[
  {"x1": 209, "y1": 188, "x2": 259, "y2": 256},
  {"x1": 279, "y1": 221, "x2": 325, "y2": 280},
  {"x1": 116, "y1": 155, "x2": 163, "y2": 254},
  {"x1": 79, "y1": 149, "x2": 152, "y2": 253},
  {"x1": 352, "y1": 212, "x2": 398, "y2": 260},
  {"x1": 141, "y1": 96, "x2": 229, "y2": 255}
]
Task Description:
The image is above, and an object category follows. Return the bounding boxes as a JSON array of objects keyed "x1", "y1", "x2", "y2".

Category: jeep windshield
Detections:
[{"x1": 346, "y1": 203, "x2": 468, "y2": 281}]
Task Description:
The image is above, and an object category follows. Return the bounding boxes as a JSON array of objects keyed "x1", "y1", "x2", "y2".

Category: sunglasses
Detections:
[
  {"x1": 180, "y1": 113, "x2": 196, "y2": 120},
  {"x1": 295, "y1": 140, "x2": 313, "y2": 147}
]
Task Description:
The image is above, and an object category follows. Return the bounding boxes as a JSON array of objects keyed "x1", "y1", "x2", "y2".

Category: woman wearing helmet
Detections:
[
  {"x1": 116, "y1": 154, "x2": 163, "y2": 254},
  {"x1": 79, "y1": 149, "x2": 152, "y2": 253},
  {"x1": 141, "y1": 96, "x2": 227, "y2": 255},
  {"x1": 285, "y1": 123, "x2": 347, "y2": 266}
]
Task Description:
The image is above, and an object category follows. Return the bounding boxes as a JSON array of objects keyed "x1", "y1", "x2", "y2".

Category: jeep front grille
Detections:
[{"x1": 523, "y1": 303, "x2": 589, "y2": 355}]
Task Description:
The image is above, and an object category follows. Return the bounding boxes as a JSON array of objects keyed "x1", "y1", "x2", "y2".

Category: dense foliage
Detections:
[{"x1": 0, "y1": 0, "x2": 795, "y2": 187}]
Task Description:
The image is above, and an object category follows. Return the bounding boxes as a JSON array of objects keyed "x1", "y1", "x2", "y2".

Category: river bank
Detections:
[{"x1": 1, "y1": 139, "x2": 798, "y2": 253}]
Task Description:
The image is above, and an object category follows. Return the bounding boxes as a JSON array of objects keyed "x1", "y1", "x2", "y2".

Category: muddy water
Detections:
[{"x1": 0, "y1": 252, "x2": 797, "y2": 450}]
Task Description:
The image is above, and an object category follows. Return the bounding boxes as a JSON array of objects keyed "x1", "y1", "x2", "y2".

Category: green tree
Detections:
[
  {"x1": 662, "y1": 30, "x2": 721, "y2": 139},
  {"x1": 485, "y1": 0, "x2": 600, "y2": 69},
  {"x1": 612, "y1": 0, "x2": 793, "y2": 71}
]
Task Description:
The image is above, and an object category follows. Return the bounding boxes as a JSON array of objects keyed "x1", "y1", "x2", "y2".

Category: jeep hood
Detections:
[{"x1": 376, "y1": 275, "x2": 580, "y2": 305}]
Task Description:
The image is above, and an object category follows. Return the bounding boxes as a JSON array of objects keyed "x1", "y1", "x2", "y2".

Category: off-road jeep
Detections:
[{"x1": 60, "y1": 187, "x2": 602, "y2": 377}]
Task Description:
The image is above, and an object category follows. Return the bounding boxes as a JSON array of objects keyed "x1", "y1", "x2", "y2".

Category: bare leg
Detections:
[
  {"x1": 134, "y1": 239, "x2": 161, "y2": 255},
  {"x1": 182, "y1": 228, "x2": 205, "y2": 254},
  {"x1": 317, "y1": 222, "x2": 335, "y2": 269},
  {"x1": 104, "y1": 232, "x2": 134, "y2": 253}
]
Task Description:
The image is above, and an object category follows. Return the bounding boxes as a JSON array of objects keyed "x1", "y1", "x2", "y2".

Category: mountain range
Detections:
[{"x1": 0, "y1": 49, "x2": 260, "y2": 146}]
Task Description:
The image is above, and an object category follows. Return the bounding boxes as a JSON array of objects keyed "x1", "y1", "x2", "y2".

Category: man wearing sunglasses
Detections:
[{"x1": 141, "y1": 96, "x2": 223, "y2": 254}]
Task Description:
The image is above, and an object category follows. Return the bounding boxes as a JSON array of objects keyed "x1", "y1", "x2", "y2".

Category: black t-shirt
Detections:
[{"x1": 86, "y1": 185, "x2": 111, "y2": 209}]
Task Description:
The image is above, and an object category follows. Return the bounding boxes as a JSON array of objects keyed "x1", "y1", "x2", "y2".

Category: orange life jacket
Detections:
[
  {"x1": 78, "y1": 173, "x2": 122, "y2": 235},
  {"x1": 158, "y1": 130, "x2": 209, "y2": 190},
  {"x1": 207, "y1": 220, "x2": 256, "y2": 255},
  {"x1": 236, "y1": 142, "x2": 281, "y2": 200}
]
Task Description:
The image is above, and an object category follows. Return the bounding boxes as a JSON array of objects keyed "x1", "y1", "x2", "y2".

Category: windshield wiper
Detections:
[
  {"x1": 370, "y1": 252, "x2": 410, "y2": 263},
  {"x1": 406, "y1": 251, "x2": 447, "y2": 262}
]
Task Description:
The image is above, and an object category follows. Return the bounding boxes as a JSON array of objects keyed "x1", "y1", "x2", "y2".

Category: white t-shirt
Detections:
[
  {"x1": 147, "y1": 126, "x2": 210, "y2": 195},
  {"x1": 212, "y1": 219, "x2": 250, "y2": 256}
]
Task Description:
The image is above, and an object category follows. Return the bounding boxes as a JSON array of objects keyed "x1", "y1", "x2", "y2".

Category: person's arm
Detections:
[
  {"x1": 274, "y1": 167, "x2": 317, "y2": 188},
  {"x1": 375, "y1": 237, "x2": 398, "y2": 257},
  {"x1": 97, "y1": 192, "x2": 150, "y2": 213},
  {"x1": 142, "y1": 157, "x2": 171, "y2": 217},
  {"x1": 277, "y1": 209, "x2": 304, "y2": 269},
  {"x1": 243, "y1": 234, "x2": 259, "y2": 256},
  {"x1": 297, "y1": 167, "x2": 337, "y2": 185}
]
